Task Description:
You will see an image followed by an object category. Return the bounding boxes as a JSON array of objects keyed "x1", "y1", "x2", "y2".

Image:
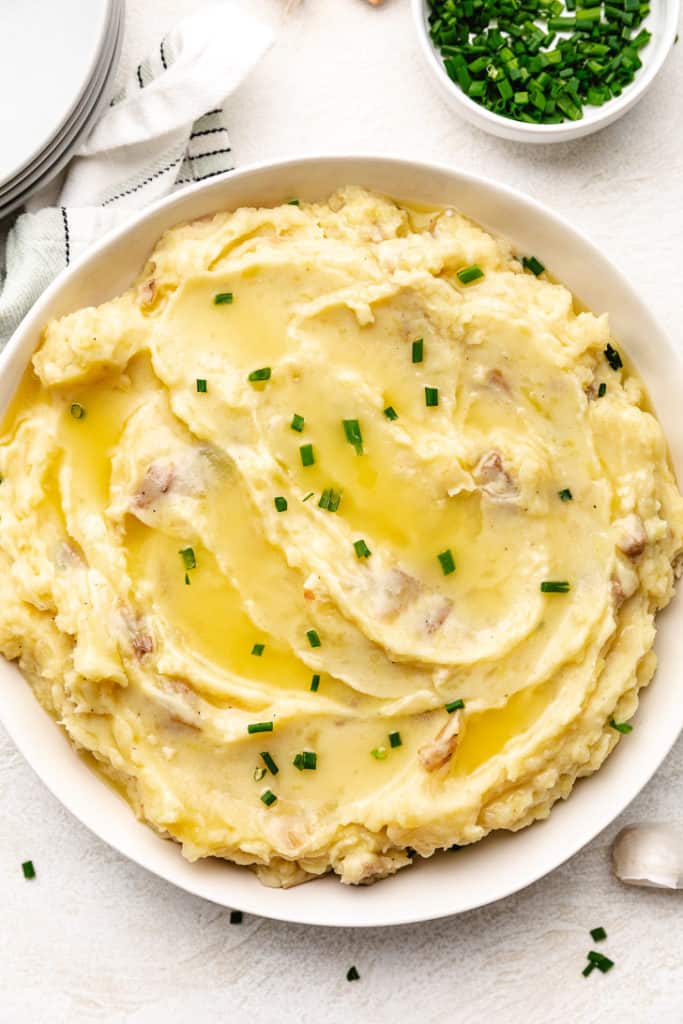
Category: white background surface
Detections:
[{"x1": 2, "y1": 1, "x2": 683, "y2": 1021}]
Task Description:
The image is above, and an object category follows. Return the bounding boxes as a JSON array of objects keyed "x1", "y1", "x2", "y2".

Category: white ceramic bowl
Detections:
[
  {"x1": 412, "y1": 0, "x2": 680, "y2": 143},
  {"x1": 1, "y1": 156, "x2": 682, "y2": 927}
]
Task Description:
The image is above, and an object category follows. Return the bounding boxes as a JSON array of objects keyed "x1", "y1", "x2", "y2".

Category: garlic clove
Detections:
[{"x1": 612, "y1": 824, "x2": 683, "y2": 890}]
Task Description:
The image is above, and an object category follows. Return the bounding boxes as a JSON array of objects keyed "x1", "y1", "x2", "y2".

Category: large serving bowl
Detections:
[{"x1": 1, "y1": 156, "x2": 681, "y2": 927}]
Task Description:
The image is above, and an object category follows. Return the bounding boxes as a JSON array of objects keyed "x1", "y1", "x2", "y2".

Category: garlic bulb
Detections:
[{"x1": 612, "y1": 824, "x2": 683, "y2": 889}]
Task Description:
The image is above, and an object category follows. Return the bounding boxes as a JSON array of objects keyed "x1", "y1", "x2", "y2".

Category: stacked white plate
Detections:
[{"x1": 0, "y1": 0, "x2": 124, "y2": 219}]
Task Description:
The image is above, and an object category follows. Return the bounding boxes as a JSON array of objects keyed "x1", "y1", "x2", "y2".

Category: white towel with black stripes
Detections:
[{"x1": 0, "y1": 2, "x2": 272, "y2": 348}]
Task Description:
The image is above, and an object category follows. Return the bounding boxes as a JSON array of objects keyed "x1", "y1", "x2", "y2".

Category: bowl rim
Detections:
[
  {"x1": 410, "y1": 0, "x2": 681, "y2": 141},
  {"x1": 1, "y1": 153, "x2": 682, "y2": 927}
]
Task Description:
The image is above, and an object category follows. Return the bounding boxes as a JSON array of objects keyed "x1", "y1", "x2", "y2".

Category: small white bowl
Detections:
[
  {"x1": 412, "y1": 0, "x2": 680, "y2": 143},
  {"x1": 2, "y1": 156, "x2": 683, "y2": 926}
]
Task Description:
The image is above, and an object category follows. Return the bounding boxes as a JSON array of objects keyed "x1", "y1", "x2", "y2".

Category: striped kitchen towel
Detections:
[{"x1": 0, "y1": 2, "x2": 272, "y2": 349}]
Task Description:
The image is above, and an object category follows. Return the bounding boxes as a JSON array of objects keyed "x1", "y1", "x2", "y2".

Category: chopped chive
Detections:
[
  {"x1": 371, "y1": 746, "x2": 388, "y2": 760},
  {"x1": 558, "y1": 488, "x2": 573, "y2": 502},
  {"x1": 196, "y1": 378, "x2": 207, "y2": 393},
  {"x1": 582, "y1": 963, "x2": 596, "y2": 977},
  {"x1": 70, "y1": 402, "x2": 85, "y2": 420},
  {"x1": 184, "y1": 573, "x2": 191, "y2": 586},
  {"x1": 383, "y1": 405, "x2": 399, "y2": 421},
  {"x1": 587, "y1": 951, "x2": 614, "y2": 973},
  {"x1": 457, "y1": 264, "x2": 484, "y2": 285},
  {"x1": 353, "y1": 539, "x2": 372, "y2": 559},
  {"x1": 260, "y1": 751, "x2": 279, "y2": 775},
  {"x1": 260, "y1": 789, "x2": 277, "y2": 806},
  {"x1": 248, "y1": 721, "x2": 273, "y2": 734},
  {"x1": 287, "y1": 199, "x2": 300, "y2": 206},
  {"x1": 425, "y1": 386, "x2": 439, "y2": 407},
  {"x1": 342, "y1": 418, "x2": 364, "y2": 455},
  {"x1": 598, "y1": 382, "x2": 607, "y2": 398},
  {"x1": 319, "y1": 487, "x2": 342, "y2": 512},
  {"x1": 604, "y1": 343, "x2": 623, "y2": 371},
  {"x1": 214, "y1": 292, "x2": 233, "y2": 305},
  {"x1": 522, "y1": 256, "x2": 545, "y2": 276},
  {"x1": 306, "y1": 629, "x2": 321, "y2": 648},
  {"x1": 248, "y1": 367, "x2": 272, "y2": 383},
  {"x1": 347, "y1": 966, "x2": 360, "y2": 982},
  {"x1": 590, "y1": 927, "x2": 607, "y2": 942},
  {"x1": 293, "y1": 750, "x2": 317, "y2": 771},
  {"x1": 251, "y1": 643, "x2": 265, "y2": 656},
  {"x1": 179, "y1": 546, "x2": 196, "y2": 570},
  {"x1": 274, "y1": 496, "x2": 288, "y2": 512},
  {"x1": 310, "y1": 673, "x2": 320, "y2": 692},
  {"x1": 445, "y1": 699, "x2": 464, "y2": 713},
  {"x1": 302, "y1": 491, "x2": 315, "y2": 502},
  {"x1": 412, "y1": 338, "x2": 424, "y2": 363},
  {"x1": 437, "y1": 548, "x2": 456, "y2": 575},
  {"x1": 609, "y1": 717, "x2": 633, "y2": 734},
  {"x1": 300, "y1": 444, "x2": 315, "y2": 467},
  {"x1": 253, "y1": 766, "x2": 267, "y2": 781},
  {"x1": 291, "y1": 413, "x2": 305, "y2": 432},
  {"x1": 540, "y1": 580, "x2": 570, "y2": 593},
  {"x1": 389, "y1": 731, "x2": 402, "y2": 748},
  {"x1": 21, "y1": 860, "x2": 35, "y2": 880},
  {"x1": 230, "y1": 910, "x2": 243, "y2": 924}
]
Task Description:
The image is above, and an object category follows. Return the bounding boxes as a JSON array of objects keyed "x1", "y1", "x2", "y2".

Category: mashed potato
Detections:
[{"x1": 1, "y1": 187, "x2": 681, "y2": 887}]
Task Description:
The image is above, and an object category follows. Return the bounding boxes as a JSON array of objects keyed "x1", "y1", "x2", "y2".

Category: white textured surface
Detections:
[{"x1": 2, "y1": 1, "x2": 683, "y2": 1019}]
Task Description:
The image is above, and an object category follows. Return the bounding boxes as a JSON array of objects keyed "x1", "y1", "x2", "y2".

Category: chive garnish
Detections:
[
  {"x1": 248, "y1": 367, "x2": 271, "y2": 383},
  {"x1": 383, "y1": 405, "x2": 399, "y2": 420},
  {"x1": 540, "y1": 580, "x2": 570, "y2": 593},
  {"x1": 310, "y1": 673, "x2": 320, "y2": 692},
  {"x1": 437, "y1": 548, "x2": 456, "y2": 575},
  {"x1": 371, "y1": 747, "x2": 388, "y2": 760},
  {"x1": 445, "y1": 699, "x2": 464, "y2": 713},
  {"x1": 293, "y1": 751, "x2": 317, "y2": 771},
  {"x1": 319, "y1": 488, "x2": 342, "y2": 512},
  {"x1": 214, "y1": 292, "x2": 233, "y2": 305},
  {"x1": 230, "y1": 910, "x2": 243, "y2": 924},
  {"x1": 425, "y1": 386, "x2": 439, "y2": 407},
  {"x1": 300, "y1": 444, "x2": 315, "y2": 467},
  {"x1": 274, "y1": 496, "x2": 288, "y2": 512},
  {"x1": 251, "y1": 643, "x2": 265, "y2": 656},
  {"x1": 302, "y1": 491, "x2": 315, "y2": 502},
  {"x1": 590, "y1": 927, "x2": 607, "y2": 942},
  {"x1": 253, "y1": 766, "x2": 267, "y2": 781},
  {"x1": 260, "y1": 751, "x2": 279, "y2": 775},
  {"x1": 558, "y1": 488, "x2": 573, "y2": 502},
  {"x1": 260, "y1": 789, "x2": 277, "y2": 806},
  {"x1": 457, "y1": 264, "x2": 484, "y2": 285},
  {"x1": 582, "y1": 963, "x2": 595, "y2": 978},
  {"x1": 389, "y1": 731, "x2": 402, "y2": 748},
  {"x1": 21, "y1": 860, "x2": 35, "y2": 880},
  {"x1": 353, "y1": 539, "x2": 372, "y2": 559},
  {"x1": 287, "y1": 199, "x2": 300, "y2": 206},
  {"x1": 184, "y1": 573, "x2": 191, "y2": 586},
  {"x1": 342, "y1": 418, "x2": 364, "y2": 455},
  {"x1": 604, "y1": 343, "x2": 623, "y2": 371},
  {"x1": 610, "y1": 718, "x2": 633, "y2": 734},
  {"x1": 523, "y1": 256, "x2": 545, "y2": 276},
  {"x1": 179, "y1": 547, "x2": 196, "y2": 570},
  {"x1": 291, "y1": 413, "x2": 305, "y2": 432},
  {"x1": 598, "y1": 382, "x2": 607, "y2": 398},
  {"x1": 70, "y1": 402, "x2": 85, "y2": 420},
  {"x1": 587, "y1": 951, "x2": 614, "y2": 973},
  {"x1": 412, "y1": 338, "x2": 424, "y2": 363},
  {"x1": 196, "y1": 378, "x2": 207, "y2": 393},
  {"x1": 248, "y1": 721, "x2": 273, "y2": 734},
  {"x1": 347, "y1": 966, "x2": 360, "y2": 982},
  {"x1": 306, "y1": 629, "x2": 321, "y2": 648}
]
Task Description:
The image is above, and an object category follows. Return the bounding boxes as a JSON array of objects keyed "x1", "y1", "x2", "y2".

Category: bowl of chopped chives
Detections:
[{"x1": 413, "y1": 0, "x2": 680, "y2": 142}]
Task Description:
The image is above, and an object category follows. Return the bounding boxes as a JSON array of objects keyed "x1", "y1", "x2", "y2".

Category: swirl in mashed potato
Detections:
[{"x1": 1, "y1": 187, "x2": 682, "y2": 887}]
